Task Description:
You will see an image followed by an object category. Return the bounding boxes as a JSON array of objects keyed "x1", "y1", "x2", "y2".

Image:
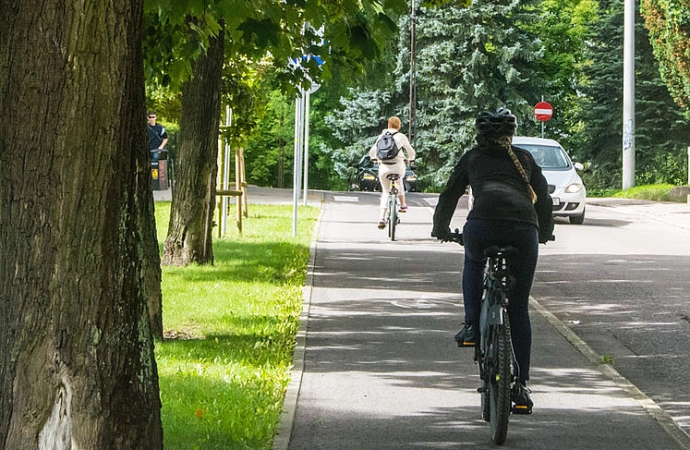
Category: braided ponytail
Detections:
[{"x1": 498, "y1": 136, "x2": 538, "y2": 204}]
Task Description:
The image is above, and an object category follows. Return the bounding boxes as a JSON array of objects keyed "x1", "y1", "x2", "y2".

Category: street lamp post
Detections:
[{"x1": 622, "y1": 0, "x2": 635, "y2": 190}]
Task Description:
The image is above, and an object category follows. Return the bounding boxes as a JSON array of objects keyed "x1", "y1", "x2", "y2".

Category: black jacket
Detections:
[{"x1": 432, "y1": 143, "x2": 554, "y2": 243}]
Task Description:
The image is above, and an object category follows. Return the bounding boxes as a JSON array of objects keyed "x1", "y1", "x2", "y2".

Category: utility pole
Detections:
[
  {"x1": 408, "y1": 0, "x2": 417, "y2": 146},
  {"x1": 622, "y1": 0, "x2": 635, "y2": 189}
]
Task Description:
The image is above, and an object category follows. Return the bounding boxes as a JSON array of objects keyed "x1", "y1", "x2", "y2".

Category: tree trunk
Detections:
[
  {"x1": 0, "y1": 1, "x2": 163, "y2": 449},
  {"x1": 143, "y1": 192, "x2": 164, "y2": 340},
  {"x1": 162, "y1": 23, "x2": 225, "y2": 266}
]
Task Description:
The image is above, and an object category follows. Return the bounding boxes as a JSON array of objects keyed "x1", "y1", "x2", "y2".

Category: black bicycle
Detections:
[{"x1": 449, "y1": 231, "x2": 523, "y2": 445}]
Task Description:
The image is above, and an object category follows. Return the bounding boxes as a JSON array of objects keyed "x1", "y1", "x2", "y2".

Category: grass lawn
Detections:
[{"x1": 153, "y1": 202, "x2": 320, "y2": 450}]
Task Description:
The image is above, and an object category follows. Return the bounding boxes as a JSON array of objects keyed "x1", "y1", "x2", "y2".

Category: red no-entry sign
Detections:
[{"x1": 534, "y1": 101, "x2": 553, "y2": 122}]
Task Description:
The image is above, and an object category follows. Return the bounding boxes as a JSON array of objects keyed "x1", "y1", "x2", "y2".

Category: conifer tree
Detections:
[
  {"x1": 400, "y1": 1, "x2": 544, "y2": 188},
  {"x1": 574, "y1": 0, "x2": 690, "y2": 187}
]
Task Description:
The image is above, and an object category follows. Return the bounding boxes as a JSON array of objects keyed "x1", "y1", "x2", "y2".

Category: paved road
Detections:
[
  {"x1": 534, "y1": 197, "x2": 690, "y2": 440},
  {"x1": 269, "y1": 190, "x2": 690, "y2": 450}
]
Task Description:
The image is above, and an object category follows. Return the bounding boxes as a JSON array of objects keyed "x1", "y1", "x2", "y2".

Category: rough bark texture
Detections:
[
  {"x1": 162, "y1": 24, "x2": 225, "y2": 266},
  {"x1": 143, "y1": 192, "x2": 163, "y2": 340},
  {"x1": 0, "y1": 0, "x2": 163, "y2": 448}
]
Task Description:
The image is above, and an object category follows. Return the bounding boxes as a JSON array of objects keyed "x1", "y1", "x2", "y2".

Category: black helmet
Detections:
[{"x1": 475, "y1": 108, "x2": 517, "y2": 137}]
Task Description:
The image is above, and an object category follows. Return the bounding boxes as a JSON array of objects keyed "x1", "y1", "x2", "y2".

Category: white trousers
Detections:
[{"x1": 378, "y1": 161, "x2": 406, "y2": 208}]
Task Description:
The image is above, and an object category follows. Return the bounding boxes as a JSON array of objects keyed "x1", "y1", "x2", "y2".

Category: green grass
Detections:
[
  {"x1": 153, "y1": 202, "x2": 319, "y2": 450},
  {"x1": 611, "y1": 184, "x2": 679, "y2": 202},
  {"x1": 588, "y1": 183, "x2": 689, "y2": 202}
]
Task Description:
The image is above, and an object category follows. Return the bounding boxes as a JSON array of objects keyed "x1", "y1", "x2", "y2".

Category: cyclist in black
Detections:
[{"x1": 431, "y1": 108, "x2": 554, "y2": 412}]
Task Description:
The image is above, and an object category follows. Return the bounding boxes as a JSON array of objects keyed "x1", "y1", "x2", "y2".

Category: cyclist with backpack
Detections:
[
  {"x1": 369, "y1": 116, "x2": 416, "y2": 229},
  {"x1": 431, "y1": 108, "x2": 554, "y2": 412}
]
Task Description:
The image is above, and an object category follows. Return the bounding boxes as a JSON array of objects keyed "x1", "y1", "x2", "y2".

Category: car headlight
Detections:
[
  {"x1": 565, "y1": 182, "x2": 583, "y2": 193},
  {"x1": 363, "y1": 174, "x2": 376, "y2": 180}
]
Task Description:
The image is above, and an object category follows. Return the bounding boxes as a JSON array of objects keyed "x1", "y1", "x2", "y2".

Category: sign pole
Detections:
[
  {"x1": 541, "y1": 95, "x2": 545, "y2": 138},
  {"x1": 292, "y1": 89, "x2": 304, "y2": 237},
  {"x1": 302, "y1": 89, "x2": 311, "y2": 207},
  {"x1": 408, "y1": 0, "x2": 417, "y2": 145}
]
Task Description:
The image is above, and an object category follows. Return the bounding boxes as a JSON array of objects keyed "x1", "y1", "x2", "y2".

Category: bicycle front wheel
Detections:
[
  {"x1": 487, "y1": 314, "x2": 512, "y2": 445},
  {"x1": 387, "y1": 194, "x2": 397, "y2": 241}
]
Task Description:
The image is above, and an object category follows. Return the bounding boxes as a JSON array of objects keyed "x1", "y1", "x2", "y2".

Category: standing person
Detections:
[
  {"x1": 147, "y1": 111, "x2": 168, "y2": 159},
  {"x1": 369, "y1": 116, "x2": 416, "y2": 229},
  {"x1": 431, "y1": 108, "x2": 554, "y2": 413}
]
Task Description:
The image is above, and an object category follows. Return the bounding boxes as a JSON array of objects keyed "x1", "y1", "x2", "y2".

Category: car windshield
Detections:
[{"x1": 517, "y1": 144, "x2": 571, "y2": 170}]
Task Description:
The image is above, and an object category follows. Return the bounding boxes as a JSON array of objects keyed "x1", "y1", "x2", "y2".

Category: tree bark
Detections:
[
  {"x1": 162, "y1": 23, "x2": 225, "y2": 266},
  {"x1": 143, "y1": 192, "x2": 164, "y2": 340},
  {"x1": 0, "y1": 1, "x2": 163, "y2": 448}
]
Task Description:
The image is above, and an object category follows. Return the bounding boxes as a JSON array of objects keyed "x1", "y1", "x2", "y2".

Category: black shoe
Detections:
[
  {"x1": 511, "y1": 382, "x2": 533, "y2": 415},
  {"x1": 454, "y1": 325, "x2": 478, "y2": 347}
]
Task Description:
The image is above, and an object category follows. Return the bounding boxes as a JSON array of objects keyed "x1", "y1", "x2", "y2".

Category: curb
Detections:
[
  {"x1": 530, "y1": 297, "x2": 690, "y2": 450},
  {"x1": 271, "y1": 204, "x2": 324, "y2": 450}
]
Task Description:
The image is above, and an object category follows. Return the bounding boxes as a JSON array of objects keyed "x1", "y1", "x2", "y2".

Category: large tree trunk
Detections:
[
  {"x1": 162, "y1": 24, "x2": 225, "y2": 266},
  {"x1": 0, "y1": 1, "x2": 163, "y2": 449},
  {"x1": 143, "y1": 192, "x2": 164, "y2": 340}
]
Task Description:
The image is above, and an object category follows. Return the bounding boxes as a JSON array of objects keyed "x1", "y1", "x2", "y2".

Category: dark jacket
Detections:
[
  {"x1": 147, "y1": 123, "x2": 168, "y2": 150},
  {"x1": 432, "y1": 143, "x2": 554, "y2": 243}
]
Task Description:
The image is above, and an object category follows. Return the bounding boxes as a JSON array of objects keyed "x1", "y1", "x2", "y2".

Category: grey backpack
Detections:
[{"x1": 375, "y1": 131, "x2": 400, "y2": 162}]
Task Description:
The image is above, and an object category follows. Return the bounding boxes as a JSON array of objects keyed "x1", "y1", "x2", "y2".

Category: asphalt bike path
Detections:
[{"x1": 273, "y1": 191, "x2": 689, "y2": 450}]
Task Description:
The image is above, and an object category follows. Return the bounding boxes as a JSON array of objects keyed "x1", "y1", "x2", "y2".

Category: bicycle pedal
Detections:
[
  {"x1": 457, "y1": 340, "x2": 476, "y2": 348},
  {"x1": 511, "y1": 404, "x2": 533, "y2": 415},
  {"x1": 477, "y1": 386, "x2": 487, "y2": 393}
]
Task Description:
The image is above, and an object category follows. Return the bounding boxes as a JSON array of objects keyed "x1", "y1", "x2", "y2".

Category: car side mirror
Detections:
[{"x1": 574, "y1": 162, "x2": 584, "y2": 171}]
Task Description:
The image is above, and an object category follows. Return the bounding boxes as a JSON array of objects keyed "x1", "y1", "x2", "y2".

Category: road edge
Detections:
[
  {"x1": 271, "y1": 203, "x2": 324, "y2": 450},
  {"x1": 530, "y1": 297, "x2": 690, "y2": 450}
]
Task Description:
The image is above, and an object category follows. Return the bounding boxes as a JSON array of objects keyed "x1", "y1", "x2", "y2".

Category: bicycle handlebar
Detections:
[
  {"x1": 449, "y1": 230, "x2": 464, "y2": 246},
  {"x1": 439, "y1": 229, "x2": 555, "y2": 246}
]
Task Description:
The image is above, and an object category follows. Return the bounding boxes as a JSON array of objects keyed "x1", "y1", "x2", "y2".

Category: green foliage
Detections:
[
  {"x1": 571, "y1": 0, "x2": 690, "y2": 190},
  {"x1": 524, "y1": 0, "x2": 598, "y2": 143},
  {"x1": 613, "y1": 183, "x2": 679, "y2": 201},
  {"x1": 142, "y1": 0, "x2": 690, "y2": 193},
  {"x1": 641, "y1": 0, "x2": 690, "y2": 109},
  {"x1": 160, "y1": 121, "x2": 180, "y2": 163},
  {"x1": 155, "y1": 202, "x2": 319, "y2": 450},
  {"x1": 320, "y1": 88, "x2": 396, "y2": 189},
  {"x1": 144, "y1": 0, "x2": 409, "y2": 94},
  {"x1": 242, "y1": 90, "x2": 296, "y2": 188},
  {"x1": 408, "y1": 1, "x2": 545, "y2": 188},
  {"x1": 579, "y1": 162, "x2": 622, "y2": 195},
  {"x1": 146, "y1": 84, "x2": 182, "y2": 122},
  {"x1": 143, "y1": 0, "x2": 413, "y2": 193},
  {"x1": 221, "y1": 56, "x2": 274, "y2": 148}
]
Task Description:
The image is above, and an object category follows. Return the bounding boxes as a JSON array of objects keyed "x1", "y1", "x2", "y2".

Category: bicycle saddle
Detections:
[
  {"x1": 385, "y1": 173, "x2": 400, "y2": 181},
  {"x1": 483, "y1": 245, "x2": 519, "y2": 259}
]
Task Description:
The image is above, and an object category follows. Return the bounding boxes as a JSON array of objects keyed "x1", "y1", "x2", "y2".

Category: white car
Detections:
[{"x1": 512, "y1": 136, "x2": 586, "y2": 224}]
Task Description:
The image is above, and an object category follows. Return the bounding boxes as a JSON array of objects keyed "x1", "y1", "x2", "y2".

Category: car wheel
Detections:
[{"x1": 569, "y1": 209, "x2": 585, "y2": 225}]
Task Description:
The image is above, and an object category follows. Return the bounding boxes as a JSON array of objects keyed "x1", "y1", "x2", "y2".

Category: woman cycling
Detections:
[
  {"x1": 369, "y1": 116, "x2": 416, "y2": 229},
  {"x1": 431, "y1": 108, "x2": 554, "y2": 413}
]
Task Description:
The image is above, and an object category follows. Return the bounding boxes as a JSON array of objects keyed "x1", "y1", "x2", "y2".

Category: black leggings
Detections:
[{"x1": 462, "y1": 219, "x2": 539, "y2": 382}]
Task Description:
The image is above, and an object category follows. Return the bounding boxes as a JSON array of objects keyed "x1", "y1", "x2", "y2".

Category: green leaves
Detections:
[
  {"x1": 641, "y1": 0, "x2": 690, "y2": 109},
  {"x1": 237, "y1": 18, "x2": 282, "y2": 50},
  {"x1": 422, "y1": 0, "x2": 472, "y2": 7}
]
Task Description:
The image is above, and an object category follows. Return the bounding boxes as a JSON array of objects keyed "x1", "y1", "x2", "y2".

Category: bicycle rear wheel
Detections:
[
  {"x1": 487, "y1": 314, "x2": 512, "y2": 445},
  {"x1": 387, "y1": 194, "x2": 397, "y2": 241}
]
